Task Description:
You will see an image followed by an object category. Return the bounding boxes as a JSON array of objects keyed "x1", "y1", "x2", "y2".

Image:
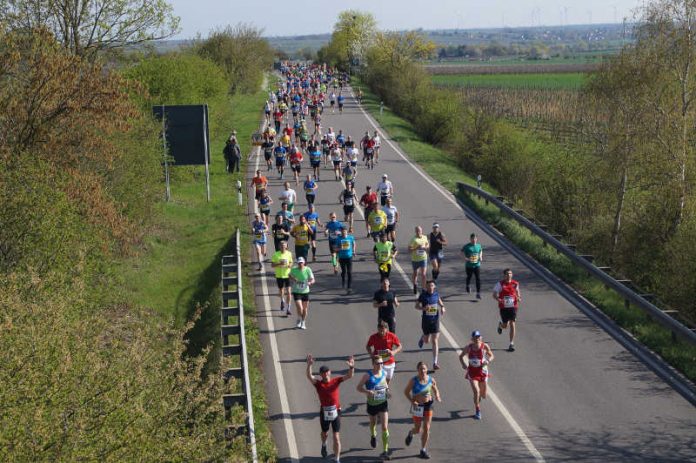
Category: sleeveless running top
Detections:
[
  {"x1": 366, "y1": 370, "x2": 388, "y2": 405},
  {"x1": 411, "y1": 375, "x2": 433, "y2": 398},
  {"x1": 467, "y1": 343, "x2": 486, "y2": 368}
]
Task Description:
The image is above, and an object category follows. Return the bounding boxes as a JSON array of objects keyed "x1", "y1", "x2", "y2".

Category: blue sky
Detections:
[{"x1": 168, "y1": 0, "x2": 644, "y2": 38}]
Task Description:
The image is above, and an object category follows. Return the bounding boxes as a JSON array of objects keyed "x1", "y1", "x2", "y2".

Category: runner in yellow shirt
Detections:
[
  {"x1": 271, "y1": 240, "x2": 294, "y2": 316},
  {"x1": 409, "y1": 226, "x2": 430, "y2": 294},
  {"x1": 291, "y1": 215, "x2": 313, "y2": 261},
  {"x1": 367, "y1": 208, "x2": 388, "y2": 242}
]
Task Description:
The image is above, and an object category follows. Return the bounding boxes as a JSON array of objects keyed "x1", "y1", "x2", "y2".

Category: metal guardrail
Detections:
[
  {"x1": 457, "y1": 182, "x2": 696, "y2": 347},
  {"x1": 221, "y1": 228, "x2": 257, "y2": 462}
]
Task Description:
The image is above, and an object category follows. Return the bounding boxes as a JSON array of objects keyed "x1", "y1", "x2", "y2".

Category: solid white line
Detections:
[
  {"x1": 352, "y1": 91, "x2": 545, "y2": 462},
  {"x1": 252, "y1": 140, "x2": 300, "y2": 462}
]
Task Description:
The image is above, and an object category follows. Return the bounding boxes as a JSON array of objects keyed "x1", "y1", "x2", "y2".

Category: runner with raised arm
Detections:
[
  {"x1": 459, "y1": 330, "x2": 494, "y2": 420},
  {"x1": 404, "y1": 362, "x2": 442, "y2": 459},
  {"x1": 306, "y1": 354, "x2": 355, "y2": 462}
]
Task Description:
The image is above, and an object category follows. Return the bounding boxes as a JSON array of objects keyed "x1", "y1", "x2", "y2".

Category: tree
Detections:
[
  {"x1": 320, "y1": 10, "x2": 377, "y2": 70},
  {"x1": 0, "y1": 0, "x2": 180, "y2": 59},
  {"x1": 368, "y1": 30, "x2": 436, "y2": 70}
]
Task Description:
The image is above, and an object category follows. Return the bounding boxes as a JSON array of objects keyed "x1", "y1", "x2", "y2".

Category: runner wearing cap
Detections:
[
  {"x1": 403, "y1": 361, "x2": 442, "y2": 459},
  {"x1": 493, "y1": 268, "x2": 521, "y2": 352},
  {"x1": 459, "y1": 330, "x2": 494, "y2": 420},
  {"x1": 461, "y1": 233, "x2": 483, "y2": 299},
  {"x1": 306, "y1": 353, "x2": 355, "y2": 462},
  {"x1": 357, "y1": 356, "x2": 392, "y2": 460},
  {"x1": 376, "y1": 174, "x2": 394, "y2": 207},
  {"x1": 290, "y1": 257, "x2": 315, "y2": 329},
  {"x1": 416, "y1": 280, "x2": 446, "y2": 370},
  {"x1": 271, "y1": 240, "x2": 293, "y2": 315},
  {"x1": 409, "y1": 226, "x2": 430, "y2": 294},
  {"x1": 428, "y1": 224, "x2": 448, "y2": 281},
  {"x1": 366, "y1": 320, "x2": 402, "y2": 384},
  {"x1": 382, "y1": 197, "x2": 399, "y2": 243}
]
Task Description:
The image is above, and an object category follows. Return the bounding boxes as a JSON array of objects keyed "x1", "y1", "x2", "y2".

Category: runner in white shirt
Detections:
[
  {"x1": 279, "y1": 181, "x2": 298, "y2": 213},
  {"x1": 326, "y1": 127, "x2": 336, "y2": 144},
  {"x1": 373, "y1": 130, "x2": 382, "y2": 164},
  {"x1": 382, "y1": 197, "x2": 399, "y2": 243},
  {"x1": 376, "y1": 174, "x2": 394, "y2": 207},
  {"x1": 331, "y1": 145, "x2": 344, "y2": 181}
]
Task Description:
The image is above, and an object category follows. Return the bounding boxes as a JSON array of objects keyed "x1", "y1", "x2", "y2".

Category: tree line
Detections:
[
  {"x1": 320, "y1": 1, "x2": 696, "y2": 325},
  {"x1": 0, "y1": 1, "x2": 272, "y2": 461}
]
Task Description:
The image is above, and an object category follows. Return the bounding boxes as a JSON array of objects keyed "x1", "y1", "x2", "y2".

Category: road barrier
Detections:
[
  {"x1": 457, "y1": 182, "x2": 696, "y2": 347},
  {"x1": 221, "y1": 228, "x2": 257, "y2": 462}
]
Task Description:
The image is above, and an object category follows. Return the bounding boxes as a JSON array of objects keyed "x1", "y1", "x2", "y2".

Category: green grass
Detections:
[
  {"x1": 425, "y1": 53, "x2": 614, "y2": 67},
  {"x1": 358, "y1": 78, "x2": 696, "y2": 383},
  {"x1": 116, "y1": 80, "x2": 276, "y2": 461},
  {"x1": 432, "y1": 72, "x2": 586, "y2": 89}
]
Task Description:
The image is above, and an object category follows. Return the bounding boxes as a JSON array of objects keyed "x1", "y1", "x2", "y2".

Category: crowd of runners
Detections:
[{"x1": 249, "y1": 63, "x2": 523, "y2": 461}]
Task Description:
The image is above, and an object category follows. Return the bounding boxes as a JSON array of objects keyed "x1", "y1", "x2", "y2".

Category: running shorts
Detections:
[
  {"x1": 319, "y1": 409, "x2": 341, "y2": 433},
  {"x1": 421, "y1": 317, "x2": 440, "y2": 335},
  {"x1": 276, "y1": 278, "x2": 290, "y2": 289},
  {"x1": 500, "y1": 307, "x2": 517, "y2": 323},
  {"x1": 367, "y1": 401, "x2": 388, "y2": 416}
]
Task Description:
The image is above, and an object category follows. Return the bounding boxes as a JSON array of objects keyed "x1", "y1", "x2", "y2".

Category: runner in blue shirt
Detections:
[
  {"x1": 416, "y1": 281, "x2": 447, "y2": 370},
  {"x1": 337, "y1": 228, "x2": 356, "y2": 294},
  {"x1": 274, "y1": 143, "x2": 287, "y2": 179},
  {"x1": 337, "y1": 93, "x2": 345, "y2": 113},
  {"x1": 304, "y1": 174, "x2": 318, "y2": 205},
  {"x1": 309, "y1": 145, "x2": 323, "y2": 181},
  {"x1": 324, "y1": 212, "x2": 345, "y2": 274}
]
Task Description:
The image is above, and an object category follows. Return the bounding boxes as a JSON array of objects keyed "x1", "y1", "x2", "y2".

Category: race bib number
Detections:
[
  {"x1": 260, "y1": 206, "x2": 270, "y2": 213},
  {"x1": 305, "y1": 188, "x2": 314, "y2": 194},
  {"x1": 377, "y1": 251, "x2": 390, "y2": 262},
  {"x1": 437, "y1": 250, "x2": 444, "y2": 259},
  {"x1": 373, "y1": 216, "x2": 382, "y2": 224},
  {"x1": 255, "y1": 233, "x2": 263, "y2": 241},
  {"x1": 366, "y1": 148, "x2": 374, "y2": 154},
  {"x1": 373, "y1": 387, "x2": 387, "y2": 401},
  {"x1": 294, "y1": 281, "x2": 308, "y2": 291},
  {"x1": 410, "y1": 404, "x2": 424, "y2": 418},
  {"x1": 469, "y1": 358, "x2": 482, "y2": 368},
  {"x1": 416, "y1": 249, "x2": 427, "y2": 258},
  {"x1": 503, "y1": 295, "x2": 515, "y2": 308},
  {"x1": 469, "y1": 255, "x2": 479, "y2": 263},
  {"x1": 340, "y1": 240, "x2": 351, "y2": 251},
  {"x1": 344, "y1": 198, "x2": 353, "y2": 206},
  {"x1": 322, "y1": 405, "x2": 338, "y2": 421},
  {"x1": 279, "y1": 259, "x2": 287, "y2": 266},
  {"x1": 426, "y1": 304, "x2": 438, "y2": 316},
  {"x1": 308, "y1": 219, "x2": 317, "y2": 228},
  {"x1": 378, "y1": 349, "x2": 390, "y2": 359}
]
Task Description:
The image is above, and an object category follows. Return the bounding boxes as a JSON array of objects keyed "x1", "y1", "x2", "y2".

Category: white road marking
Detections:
[
  {"x1": 252, "y1": 137, "x2": 300, "y2": 462},
  {"x1": 352, "y1": 92, "x2": 546, "y2": 462}
]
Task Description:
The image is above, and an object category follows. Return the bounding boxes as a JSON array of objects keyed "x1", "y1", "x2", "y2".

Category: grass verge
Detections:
[
  {"x1": 357, "y1": 78, "x2": 696, "y2": 384},
  {"x1": 116, "y1": 81, "x2": 276, "y2": 460}
]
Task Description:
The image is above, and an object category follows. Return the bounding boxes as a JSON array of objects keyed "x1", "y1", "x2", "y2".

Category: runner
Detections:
[
  {"x1": 251, "y1": 213, "x2": 268, "y2": 271},
  {"x1": 403, "y1": 361, "x2": 442, "y2": 459},
  {"x1": 367, "y1": 207, "x2": 388, "y2": 243},
  {"x1": 324, "y1": 212, "x2": 345, "y2": 274},
  {"x1": 308, "y1": 143, "x2": 323, "y2": 181},
  {"x1": 409, "y1": 226, "x2": 430, "y2": 294},
  {"x1": 339, "y1": 182, "x2": 358, "y2": 230},
  {"x1": 373, "y1": 232, "x2": 397, "y2": 281},
  {"x1": 342, "y1": 161, "x2": 356, "y2": 186},
  {"x1": 337, "y1": 227, "x2": 356, "y2": 294},
  {"x1": 329, "y1": 91, "x2": 336, "y2": 113},
  {"x1": 360, "y1": 186, "x2": 378, "y2": 236},
  {"x1": 356, "y1": 357, "x2": 392, "y2": 460},
  {"x1": 289, "y1": 257, "x2": 315, "y2": 329},
  {"x1": 337, "y1": 92, "x2": 345, "y2": 113},
  {"x1": 303, "y1": 174, "x2": 318, "y2": 206},
  {"x1": 291, "y1": 215, "x2": 313, "y2": 261},
  {"x1": 264, "y1": 100, "x2": 271, "y2": 123},
  {"x1": 288, "y1": 144, "x2": 303, "y2": 185},
  {"x1": 250, "y1": 169, "x2": 268, "y2": 203},
  {"x1": 306, "y1": 354, "x2": 355, "y2": 462},
  {"x1": 321, "y1": 133, "x2": 331, "y2": 167},
  {"x1": 382, "y1": 197, "x2": 399, "y2": 243},
  {"x1": 330, "y1": 142, "x2": 343, "y2": 181},
  {"x1": 360, "y1": 131, "x2": 371, "y2": 163},
  {"x1": 274, "y1": 141, "x2": 287, "y2": 179},
  {"x1": 364, "y1": 135, "x2": 376, "y2": 169},
  {"x1": 271, "y1": 240, "x2": 293, "y2": 315},
  {"x1": 373, "y1": 130, "x2": 382, "y2": 164},
  {"x1": 493, "y1": 269, "x2": 521, "y2": 352},
  {"x1": 278, "y1": 181, "x2": 297, "y2": 213},
  {"x1": 428, "y1": 223, "x2": 448, "y2": 281},
  {"x1": 416, "y1": 280, "x2": 446, "y2": 370},
  {"x1": 459, "y1": 330, "x2": 494, "y2": 420},
  {"x1": 376, "y1": 174, "x2": 393, "y2": 206},
  {"x1": 356, "y1": 88, "x2": 363, "y2": 104},
  {"x1": 275, "y1": 201, "x2": 295, "y2": 228},
  {"x1": 261, "y1": 137, "x2": 274, "y2": 171},
  {"x1": 372, "y1": 278, "x2": 399, "y2": 333},
  {"x1": 366, "y1": 320, "x2": 402, "y2": 385},
  {"x1": 303, "y1": 203, "x2": 323, "y2": 262},
  {"x1": 271, "y1": 214, "x2": 291, "y2": 252},
  {"x1": 461, "y1": 233, "x2": 483, "y2": 299},
  {"x1": 258, "y1": 189, "x2": 273, "y2": 226}
]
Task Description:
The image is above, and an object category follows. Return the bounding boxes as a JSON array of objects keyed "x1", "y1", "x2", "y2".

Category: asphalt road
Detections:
[{"x1": 249, "y1": 89, "x2": 696, "y2": 462}]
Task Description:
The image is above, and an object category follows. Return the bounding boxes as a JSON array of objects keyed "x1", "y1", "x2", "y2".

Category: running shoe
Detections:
[
  {"x1": 346, "y1": 288, "x2": 353, "y2": 295},
  {"x1": 301, "y1": 321, "x2": 307, "y2": 330},
  {"x1": 508, "y1": 343, "x2": 515, "y2": 352},
  {"x1": 380, "y1": 451, "x2": 391, "y2": 461},
  {"x1": 476, "y1": 293, "x2": 482, "y2": 300},
  {"x1": 370, "y1": 435, "x2": 377, "y2": 449},
  {"x1": 466, "y1": 286, "x2": 471, "y2": 294},
  {"x1": 497, "y1": 322, "x2": 503, "y2": 335},
  {"x1": 474, "y1": 410, "x2": 482, "y2": 420},
  {"x1": 405, "y1": 431, "x2": 413, "y2": 446},
  {"x1": 433, "y1": 364, "x2": 440, "y2": 371},
  {"x1": 285, "y1": 308, "x2": 291, "y2": 317},
  {"x1": 321, "y1": 444, "x2": 328, "y2": 458},
  {"x1": 296, "y1": 319, "x2": 302, "y2": 328},
  {"x1": 419, "y1": 449, "x2": 431, "y2": 459},
  {"x1": 413, "y1": 284, "x2": 417, "y2": 295},
  {"x1": 418, "y1": 338, "x2": 424, "y2": 349}
]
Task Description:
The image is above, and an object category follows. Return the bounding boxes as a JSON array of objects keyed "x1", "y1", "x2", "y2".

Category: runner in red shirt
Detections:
[
  {"x1": 492, "y1": 268, "x2": 522, "y2": 352},
  {"x1": 306, "y1": 353, "x2": 355, "y2": 461},
  {"x1": 360, "y1": 185, "x2": 378, "y2": 237},
  {"x1": 366, "y1": 321, "x2": 403, "y2": 384},
  {"x1": 459, "y1": 330, "x2": 494, "y2": 420},
  {"x1": 288, "y1": 145, "x2": 303, "y2": 186},
  {"x1": 250, "y1": 169, "x2": 268, "y2": 201}
]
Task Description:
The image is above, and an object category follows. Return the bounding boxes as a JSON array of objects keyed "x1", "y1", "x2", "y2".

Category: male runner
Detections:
[
  {"x1": 274, "y1": 141, "x2": 287, "y2": 179},
  {"x1": 251, "y1": 214, "x2": 268, "y2": 271},
  {"x1": 324, "y1": 212, "x2": 345, "y2": 274},
  {"x1": 366, "y1": 321, "x2": 402, "y2": 384},
  {"x1": 303, "y1": 203, "x2": 323, "y2": 262},
  {"x1": 367, "y1": 207, "x2": 388, "y2": 242},
  {"x1": 278, "y1": 181, "x2": 297, "y2": 213},
  {"x1": 261, "y1": 138, "x2": 274, "y2": 171},
  {"x1": 271, "y1": 240, "x2": 293, "y2": 315},
  {"x1": 337, "y1": 227, "x2": 356, "y2": 294},
  {"x1": 250, "y1": 170, "x2": 268, "y2": 202},
  {"x1": 306, "y1": 354, "x2": 355, "y2": 462},
  {"x1": 357, "y1": 357, "x2": 392, "y2": 460},
  {"x1": 291, "y1": 215, "x2": 313, "y2": 261},
  {"x1": 409, "y1": 226, "x2": 430, "y2": 294},
  {"x1": 372, "y1": 278, "x2": 399, "y2": 333},
  {"x1": 382, "y1": 197, "x2": 399, "y2": 243},
  {"x1": 288, "y1": 144, "x2": 303, "y2": 185},
  {"x1": 275, "y1": 201, "x2": 295, "y2": 228},
  {"x1": 271, "y1": 214, "x2": 291, "y2": 252},
  {"x1": 428, "y1": 223, "x2": 448, "y2": 281},
  {"x1": 290, "y1": 257, "x2": 315, "y2": 329},
  {"x1": 373, "y1": 233, "x2": 397, "y2": 281},
  {"x1": 459, "y1": 330, "x2": 494, "y2": 420},
  {"x1": 309, "y1": 143, "x2": 323, "y2": 180},
  {"x1": 493, "y1": 269, "x2": 521, "y2": 352},
  {"x1": 416, "y1": 280, "x2": 446, "y2": 370},
  {"x1": 461, "y1": 233, "x2": 483, "y2": 299},
  {"x1": 360, "y1": 185, "x2": 378, "y2": 236},
  {"x1": 376, "y1": 174, "x2": 393, "y2": 207}
]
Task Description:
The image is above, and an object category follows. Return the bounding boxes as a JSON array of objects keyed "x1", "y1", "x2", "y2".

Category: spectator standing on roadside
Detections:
[{"x1": 224, "y1": 137, "x2": 241, "y2": 173}]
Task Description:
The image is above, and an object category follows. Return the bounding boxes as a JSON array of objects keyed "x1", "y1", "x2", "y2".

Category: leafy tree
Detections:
[
  {"x1": 318, "y1": 10, "x2": 377, "y2": 70},
  {"x1": 0, "y1": 0, "x2": 180, "y2": 59}
]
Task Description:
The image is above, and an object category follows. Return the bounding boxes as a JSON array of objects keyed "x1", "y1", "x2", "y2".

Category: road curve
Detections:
[{"x1": 249, "y1": 85, "x2": 696, "y2": 462}]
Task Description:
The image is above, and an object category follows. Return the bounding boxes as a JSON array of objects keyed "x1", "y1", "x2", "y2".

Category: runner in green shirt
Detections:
[
  {"x1": 289, "y1": 257, "x2": 315, "y2": 329},
  {"x1": 460, "y1": 233, "x2": 483, "y2": 299},
  {"x1": 271, "y1": 240, "x2": 293, "y2": 315}
]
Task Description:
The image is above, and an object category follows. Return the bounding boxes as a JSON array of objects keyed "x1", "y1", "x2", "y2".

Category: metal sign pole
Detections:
[
  {"x1": 162, "y1": 104, "x2": 171, "y2": 202},
  {"x1": 203, "y1": 104, "x2": 211, "y2": 202}
]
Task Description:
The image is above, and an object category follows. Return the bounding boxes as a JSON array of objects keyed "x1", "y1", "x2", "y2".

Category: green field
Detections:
[
  {"x1": 432, "y1": 72, "x2": 586, "y2": 89},
  {"x1": 425, "y1": 52, "x2": 614, "y2": 67}
]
